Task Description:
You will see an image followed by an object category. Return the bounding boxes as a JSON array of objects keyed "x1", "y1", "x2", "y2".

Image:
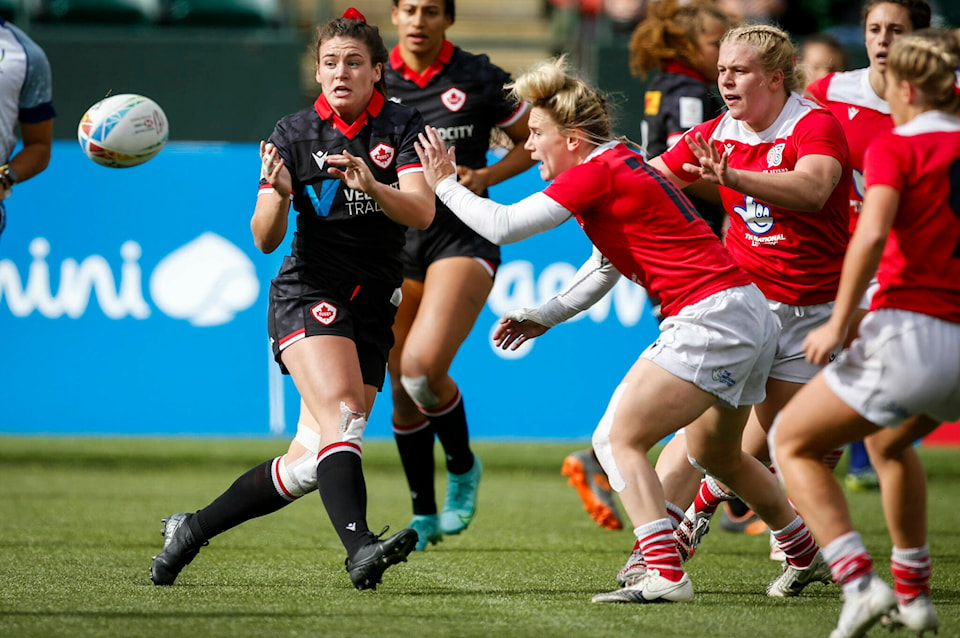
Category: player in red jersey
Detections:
[
  {"x1": 773, "y1": 29, "x2": 960, "y2": 638},
  {"x1": 384, "y1": 0, "x2": 534, "y2": 551},
  {"x1": 632, "y1": 24, "x2": 850, "y2": 588},
  {"x1": 415, "y1": 56, "x2": 826, "y2": 604},
  {"x1": 805, "y1": 0, "x2": 932, "y2": 492}
]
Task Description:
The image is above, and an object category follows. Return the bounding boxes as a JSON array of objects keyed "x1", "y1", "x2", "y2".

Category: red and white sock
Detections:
[
  {"x1": 692, "y1": 476, "x2": 732, "y2": 519},
  {"x1": 891, "y1": 545, "x2": 932, "y2": 605},
  {"x1": 771, "y1": 515, "x2": 819, "y2": 568},
  {"x1": 824, "y1": 531, "x2": 873, "y2": 595},
  {"x1": 665, "y1": 501, "x2": 685, "y2": 529},
  {"x1": 635, "y1": 518, "x2": 684, "y2": 582}
]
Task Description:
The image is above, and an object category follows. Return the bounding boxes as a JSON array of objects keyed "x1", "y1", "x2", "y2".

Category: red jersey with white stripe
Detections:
[
  {"x1": 660, "y1": 93, "x2": 851, "y2": 305},
  {"x1": 806, "y1": 68, "x2": 893, "y2": 230},
  {"x1": 543, "y1": 142, "x2": 752, "y2": 317},
  {"x1": 864, "y1": 111, "x2": 960, "y2": 323}
]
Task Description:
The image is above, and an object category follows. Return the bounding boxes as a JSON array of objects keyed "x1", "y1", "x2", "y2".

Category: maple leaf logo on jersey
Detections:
[
  {"x1": 311, "y1": 300, "x2": 337, "y2": 325},
  {"x1": 766, "y1": 143, "x2": 785, "y2": 168},
  {"x1": 441, "y1": 87, "x2": 466, "y2": 112},
  {"x1": 369, "y1": 143, "x2": 395, "y2": 169},
  {"x1": 733, "y1": 195, "x2": 774, "y2": 235}
]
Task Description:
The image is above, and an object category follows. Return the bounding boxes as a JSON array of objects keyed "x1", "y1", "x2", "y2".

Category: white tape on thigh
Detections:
[
  {"x1": 339, "y1": 401, "x2": 367, "y2": 446},
  {"x1": 400, "y1": 374, "x2": 439, "y2": 409},
  {"x1": 592, "y1": 383, "x2": 628, "y2": 492}
]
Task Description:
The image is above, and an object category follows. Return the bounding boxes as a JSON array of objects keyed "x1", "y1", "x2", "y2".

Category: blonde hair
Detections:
[
  {"x1": 509, "y1": 56, "x2": 612, "y2": 146},
  {"x1": 629, "y1": 0, "x2": 733, "y2": 79},
  {"x1": 721, "y1": 24, "x2": 805, "y2": 94},
  {"x1": 887, "y1": 28, "x2": 960, "y2": 112}
]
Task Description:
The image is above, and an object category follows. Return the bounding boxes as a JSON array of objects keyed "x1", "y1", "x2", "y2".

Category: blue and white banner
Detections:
[{"x1": 0, "y1": 142, "x2": 659, "y2": 439}]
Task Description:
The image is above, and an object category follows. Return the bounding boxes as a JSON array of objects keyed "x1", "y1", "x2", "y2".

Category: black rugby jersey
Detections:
[
  {"x1": 264, "y1": 91, "x2": 426, "y2": 285},
  {"x1": 386, "y1": 40, "x2": 525, "y2": 171}
]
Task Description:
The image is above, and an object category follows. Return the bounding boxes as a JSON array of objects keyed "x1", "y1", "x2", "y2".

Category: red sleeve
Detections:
[
  {"x1": 793, "y1": 108, "x2": 849, "y2": 163},
  {"x1": 864, "y1": 132, "x2": 908, "y2": 192},
  {"x1": 803, "y1": 74, "x2": 831, "y2": 106},
  {"x1": 543, "y1": 160, "x2": 611, "y2": 212},
  {"x1": 658, "y1": 118, "x2": 720, "y2": 182}
]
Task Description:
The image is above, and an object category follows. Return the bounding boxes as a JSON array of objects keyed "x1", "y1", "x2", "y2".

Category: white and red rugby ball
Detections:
[{"x1": 77, "y1": 94, "x2": 168, "y2": 168}]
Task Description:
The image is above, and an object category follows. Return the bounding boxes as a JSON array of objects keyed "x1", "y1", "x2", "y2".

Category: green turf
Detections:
[{"x1": 1, "y1": 437, "x2": 957, "y2": 637}]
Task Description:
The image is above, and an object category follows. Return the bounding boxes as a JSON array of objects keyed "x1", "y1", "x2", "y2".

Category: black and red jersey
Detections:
[{"x1": 263, "y1": 90, "x2": 426, "y2": 285}]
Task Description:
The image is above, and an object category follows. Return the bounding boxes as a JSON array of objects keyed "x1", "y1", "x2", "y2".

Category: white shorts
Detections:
[
  {"x1": 824, "y1": 309, "x2": 960, "y2": 427},
  {"x1": 857, "y1": 277, "x2": 880, "y2": 311},
  {"x1": 767, "y1": 300, "x2": 838, "y2": 383},
  {"x1": 642, "y1": 285, "x2": 779, "y2": 408}
]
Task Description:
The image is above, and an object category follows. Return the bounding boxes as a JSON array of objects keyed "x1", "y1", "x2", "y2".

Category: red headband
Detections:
[{"x1": 343, "y1": 7, "x2": 366, "y2": 22}]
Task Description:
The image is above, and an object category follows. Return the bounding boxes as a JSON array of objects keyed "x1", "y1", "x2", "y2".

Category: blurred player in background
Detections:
[
  {"x1": 0, "y1": 18, "x2": 55, "y2": 241},
  {"x1": 385, "y1": 0, "x2": 534, "y2": 551},
  {"x1": 150, "y1": 9, "x2": 434, "y2": 591},
  {"x1": 798, "y1": 32, "x2": 847, "y2": 84},
  {"x1": 415, "y1": 55, "x2": 828, "y2": 604},
  {"x1": 774, "y1": 28, "x2": 960, "y2": 638},
  {"x1": 805, "y1": 0, "x2": 932, "y2": 494}
]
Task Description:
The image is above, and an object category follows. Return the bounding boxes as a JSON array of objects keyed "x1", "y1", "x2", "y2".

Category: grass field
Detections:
[{"x1": 1, "y1": 437, "x2": 958, "y2": 637}]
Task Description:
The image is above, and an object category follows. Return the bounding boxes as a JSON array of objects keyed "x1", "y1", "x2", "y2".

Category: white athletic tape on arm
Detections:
[
  {"x1": 531, "y1": 246, "x2": 622, "y2": 327},
  {"x1": 435, "y1": 178, "x2": 572, "y2": 244},
  {"x1": 592, "y1": 383, "x2": 628, "y2": 492}
]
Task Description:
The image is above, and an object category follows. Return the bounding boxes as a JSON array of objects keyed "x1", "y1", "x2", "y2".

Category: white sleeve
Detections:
[
  {"x1": 434, "y1": 174, "x2": 572, "y2": 244},
  {"x1": 506, "y1": 245, "x2": 622, "y2": 328}
]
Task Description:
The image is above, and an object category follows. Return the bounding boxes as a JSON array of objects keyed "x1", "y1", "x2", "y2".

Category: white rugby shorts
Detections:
[
  {"x1": 642, "y1": 284, "x2": 779, "y2": 408},
  {"x1": 824, "y1": 308, "x2": 960, "y2": 427},
  {"x1": 766, "y1": 300, "x2": 837, "y2": 383}
]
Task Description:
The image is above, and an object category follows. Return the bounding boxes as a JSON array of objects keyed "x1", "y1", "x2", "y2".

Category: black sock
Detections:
[
  {"x1": 194, "y1": 458, "x2": 293, "y2": 541},
  {"x1": 428, "y1": 391, "x2": 474, "y2": 475},
  {"x1": 317, "y1": 449, "x2": 373, "y2": 555},
  {"x1": 727, "y1": 498, "x2": 751, "y2": 517},
  {"x1": 393, "y1": 419, "x2": 438, "y2": 516}
]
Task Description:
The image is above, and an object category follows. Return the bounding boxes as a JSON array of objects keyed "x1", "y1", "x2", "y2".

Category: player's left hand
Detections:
[
  {"x1": 682, "y1": 132, "x2": 739, "y2": 189},
  {"x1": 327, "y1": 150, "x2": 376, "y2": 192},
  {"x1": 415, "y1": 126, "x2": 458, "y2": 191},
  {"x1": 456, "y1": 165, "x2": 490, "y2": 195},
  {"x1": 802, "y1": 320, "x2": 846, "y2": 366}
]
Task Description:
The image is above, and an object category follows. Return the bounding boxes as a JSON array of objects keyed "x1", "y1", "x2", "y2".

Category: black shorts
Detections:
[
  {"x1": 267, "y1": 256, "x2": 401, "y2": 390},
  {"x1": 401, "y1": 206, "x2": 501, "y2": 281}
]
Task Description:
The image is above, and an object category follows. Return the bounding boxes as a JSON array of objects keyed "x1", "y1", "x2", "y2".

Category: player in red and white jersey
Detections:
[
  {"x1": 774, "y1": 29, "x2": 960, "y2": 638},
  {"x1": 637, "y1": 25, "x2": 850, "y2": 583},
  {"x1": 805, "y1": 0, "x2": 932, "y2": 492},
  {"x1": 415, "y1": 56, "x2": 828, "y2": 605}
]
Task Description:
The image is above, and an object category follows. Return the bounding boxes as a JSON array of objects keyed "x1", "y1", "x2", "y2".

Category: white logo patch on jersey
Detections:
[
  {"x1": 312, "y1": 150, "x2": 328, "y2": 171},
  {"x1": 766, "y1": 143, "x2": 785, "y2": 168},
  {"x1": 724, "y1": 142, "x2": 735, "y2": 154},
  {"x1": 848, "y1": 106, "x2": 859, "y2": 120},
  {"x1": 678, "y1": 97, "x2": 704, "y2": 129},
  {"x1": 441, "y1": 87, "x2": 467, "y2": 112},
  {"x1": 311, "y1": 300, "x2": 337, "y2": 325},
  {"x1": 369, "y1": 143, "x2": 395, "y2": 169}
]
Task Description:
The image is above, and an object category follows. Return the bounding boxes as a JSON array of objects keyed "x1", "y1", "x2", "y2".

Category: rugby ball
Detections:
[{"x1": 77, "y1": 94, "x2": 168, "y2": 168}]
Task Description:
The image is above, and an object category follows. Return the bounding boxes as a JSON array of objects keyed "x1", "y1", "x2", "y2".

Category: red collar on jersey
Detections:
[
  {"x1": 314, "y1": 90, "x2": 385, "y2": 138},
  {"x1": 389, "y1": 40, "x2": 454, "y2": 88},
  {"x1": 662, "y1": 60, "x2": 709, "y2": 84}
]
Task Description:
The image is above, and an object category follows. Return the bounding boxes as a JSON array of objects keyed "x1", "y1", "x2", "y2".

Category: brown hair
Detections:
[
  {"x1": 861, "y1": 0, "x2": 931, "y2": 30},
  {"x1": 628, "y1": 0, "x2": 732, "y2": 79},
  {"x1": 315, "y1": 14, "x2": 390, "y2": 95}
]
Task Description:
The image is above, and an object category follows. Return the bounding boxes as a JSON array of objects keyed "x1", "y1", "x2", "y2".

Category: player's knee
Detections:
[
  {"x1": 276, "y1": 423, "x2": 322, "y2": 498},
  {"x1": 400, "y1": 374, "x2": 439, "y2": 408},
  {"x1": 339, "y1": 401, "x2": 367, "y2": 446},
  {"x1": 592, "y1": 384, "x2": 627, "y2": 492}
]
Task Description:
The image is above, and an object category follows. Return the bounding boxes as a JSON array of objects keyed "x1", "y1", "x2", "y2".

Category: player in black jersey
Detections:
[
  {"x1": 149, "y1": 9, "x2": 435, "y2": 591},
  {"x1": 384, "y1": 0, "x2": 535, "y2": 551}
]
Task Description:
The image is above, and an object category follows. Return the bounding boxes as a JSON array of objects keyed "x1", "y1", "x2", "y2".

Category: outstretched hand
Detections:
[
  {"x1": 260, "y1": 140, "x2": 292, "y2": 199},
  {"x1": 492, "y1": 309, "x2": 549, "y2": 351},
  {"x1": 415, "y1": 126, "x2": 458, "y2": 191},
  {"x1": 681, "y1": 132, "x2": 738, "y2": 189},
  {"x1": 327, "y1": 150, "x2": 377, "y2": 192}
]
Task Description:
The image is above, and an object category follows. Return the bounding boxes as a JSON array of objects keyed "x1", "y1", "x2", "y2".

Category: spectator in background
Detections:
[
  {"x1": 385, "y1": 0, "x2": 534, "y2": 551},
  {"x1": 805, "y1": 0, "x2": 932, "y2": 494},
  {"x1": 799, "y1": 32, "x2": 848, "y2": 83},
  {"x1": 0, "y1": 18, "x2": 55, "y2": 241}
]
